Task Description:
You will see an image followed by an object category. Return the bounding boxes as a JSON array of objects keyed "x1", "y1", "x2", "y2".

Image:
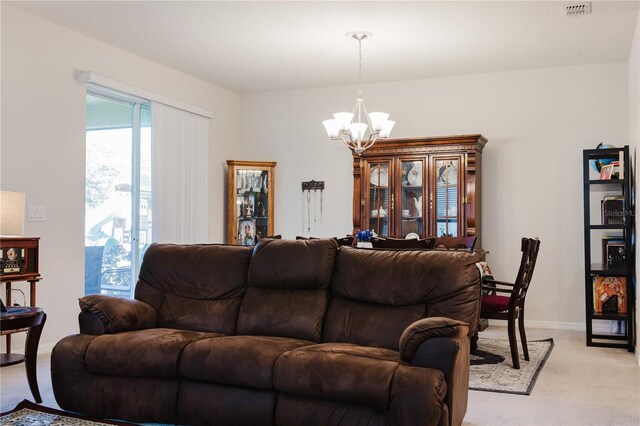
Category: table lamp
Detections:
[{"x1": 0, "y1": 191, "x2": 25, "y2": 236}]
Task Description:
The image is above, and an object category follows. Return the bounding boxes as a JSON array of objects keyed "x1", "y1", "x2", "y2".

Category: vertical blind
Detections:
[{"x1": 152, "y1": 102, "x2": 210, "y2": 243}]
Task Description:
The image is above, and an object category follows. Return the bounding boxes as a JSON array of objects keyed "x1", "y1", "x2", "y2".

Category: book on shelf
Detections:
[
  {"x1": 601, "y1": 236, "x2": 625, "y2": 265},
  {"x1": 593, "y1": 276, "x2": 627, "y2": 314},
  {"x1": 601, "y1": 196, "x2": 624, "y2": 225},
  {"x1": 606, "y1": 241, "x2": 626, "y2": 269}
]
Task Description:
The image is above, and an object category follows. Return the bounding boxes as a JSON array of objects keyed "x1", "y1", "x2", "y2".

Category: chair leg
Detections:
[
  {"x1": 471, "y1": 333, "x2": 478, "y2": 354},
  {"x1": 519, "y1": 308, "x2": 529, "y2": 361},
  {"x1": 508, "y1": 317, "x2": 520, "y2": 369}
]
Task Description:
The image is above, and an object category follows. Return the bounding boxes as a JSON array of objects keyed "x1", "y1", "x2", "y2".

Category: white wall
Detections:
[
  {"x1": 0, "y1": 5, "x2": 242, "y2": 351},
  {"x1": 630, "y1": 12, "x2": 640, "y2": 362},
  {"x1": 241, "y1": 62, "x2": 629, "y2": 327}
]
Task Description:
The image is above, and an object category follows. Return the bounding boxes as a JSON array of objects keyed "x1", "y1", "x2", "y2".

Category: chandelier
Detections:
[{"x1": 322, "y1": 32, "x2": 395, "y2": 155}]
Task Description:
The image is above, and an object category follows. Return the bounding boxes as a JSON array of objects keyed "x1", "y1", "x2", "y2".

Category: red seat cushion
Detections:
[{"x1": 481, "y1": 295, "x2": 511, "y2": 314}]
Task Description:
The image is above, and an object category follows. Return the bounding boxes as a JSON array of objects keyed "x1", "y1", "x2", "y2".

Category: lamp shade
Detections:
[
  {"x1": 0, "y1": 191, "x2": 25, "y2": 236},
  {"x1": 322, "y1": 119, "x2": 341, "y2": 138},
  {"x1": 379, "y1": 120, "x2": 395, "y2": 138},
  {"x1": 349, "y1": 122, "x2": 368, "y2": 141},
  {"x1": 369, "y1": 112, "x2": 390, "y2": 132}
]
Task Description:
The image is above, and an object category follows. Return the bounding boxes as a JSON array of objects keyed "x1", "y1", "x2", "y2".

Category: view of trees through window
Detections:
[{"x1": 85, "y1": 93, "x2": 151, "y2": 298}]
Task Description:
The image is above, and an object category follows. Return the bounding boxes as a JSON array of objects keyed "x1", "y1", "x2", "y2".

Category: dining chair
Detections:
[
  {"x1": 371, "y1": 236, "x2": 436, "y2": 249},
  {"x1": 434, "y1": 236, "x2": 477, "y2": 252},
  {"x1": 480, "y1": 237, "x2": 541, "y2": 369}
]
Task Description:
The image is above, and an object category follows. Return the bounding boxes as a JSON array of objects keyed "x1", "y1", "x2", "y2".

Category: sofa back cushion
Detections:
[
  {"x1": 325, "y1": 247, "x2": 481, "y2": 350},
  {"x1": 135, "y1": 243, "x2": 253, "y2": 334},
  {"x1": 237, "y1": 238, "x2": 338, "y2": 342}
]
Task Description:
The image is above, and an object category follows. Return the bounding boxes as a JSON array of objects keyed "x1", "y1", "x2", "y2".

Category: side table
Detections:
[{"x1": 0, "y1": 307, "x2": 46, "y2": 403}]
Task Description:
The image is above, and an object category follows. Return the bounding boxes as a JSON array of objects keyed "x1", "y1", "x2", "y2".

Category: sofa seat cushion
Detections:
[
  {"x1": 85, "y1": 328, "x2": 220, "y2": 378},
  {"x1": 181, "y1": 335, "x2": 313, "y2": 390},
  {"x1": 274, "y1": 343, "x2": 406, "y2": 410}
]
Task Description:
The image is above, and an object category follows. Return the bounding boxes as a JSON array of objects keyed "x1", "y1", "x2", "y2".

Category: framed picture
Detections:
[
  {"x1": 593, "y1": 276, "x2": 626, "y2": 314},
  {"x1": 599, "y1": 164, "x2": 614, "y2": 180},
  {"x1": 237, "y1": 219, "x2": 256, "y2": 246}
]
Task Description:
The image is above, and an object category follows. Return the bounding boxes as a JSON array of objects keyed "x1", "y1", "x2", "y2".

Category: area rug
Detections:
[
  {"x1": 0, "y1": 400, "x2": 137, "y2": 425},
  {"x1": 470, "y1": 338, "x2": 554, "y2": 395}
]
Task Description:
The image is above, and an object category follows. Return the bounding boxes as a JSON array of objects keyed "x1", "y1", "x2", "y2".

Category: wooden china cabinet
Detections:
[
  {"x1": 226, "y1": 160, "x2": 276, "y2": 246},
  {"x1": 352, "y1": 134, "x2": 487, "y2": 246}
]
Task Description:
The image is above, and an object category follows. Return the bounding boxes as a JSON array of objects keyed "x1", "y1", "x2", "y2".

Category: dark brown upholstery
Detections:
[
  {"x1": 237, "y1": 239, "x2": 337, "y2": 341},
  {"x1": 135, "y1": 243, "x2": 252, "y2": 334},
  {"x1": 181, "y1": 335, "x2": 311, "y2": 389},
  {"x1": 52, "y1": 239, "x2": 481, "y2": 426}
]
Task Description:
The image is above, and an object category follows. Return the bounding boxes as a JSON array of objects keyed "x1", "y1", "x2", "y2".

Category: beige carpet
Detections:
[{"x1": 1, "y1": 327, "x2": 639, "y2": 425}]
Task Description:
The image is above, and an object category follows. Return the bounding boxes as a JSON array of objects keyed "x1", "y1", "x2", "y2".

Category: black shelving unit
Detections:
[{"x1": 583, "y1": 146, "x2": 635, "y2": 351}]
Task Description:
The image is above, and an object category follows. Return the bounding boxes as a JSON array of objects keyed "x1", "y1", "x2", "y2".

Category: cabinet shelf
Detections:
[
  {"x1": 588, "y1": 179, "x2": 627, "y2": 186},
  {"x1": 589, "y1": 263, "x2": 628, "y2": 276},
  {"x1": 591, "y1": 313, "x2": 629, "y2": 321},
  {"x1": 582, "y1": 146, "x2": 634, "y2": 352},
  {"x1": 588, "y1": 224, "x2": 626, "y2": 230}
]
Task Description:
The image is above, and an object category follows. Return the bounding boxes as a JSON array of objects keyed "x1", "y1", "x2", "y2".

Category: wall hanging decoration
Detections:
[{"x1": 301, "y1": 180, "x2": 325, "y2": 234}]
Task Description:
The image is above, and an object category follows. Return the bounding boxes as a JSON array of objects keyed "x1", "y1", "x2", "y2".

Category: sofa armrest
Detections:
[
  {"x1": 78, "y1": 295, "x2": 157, "y2": 335},
  {"x1": 399, "y1": 317, "x2": 468, "y2": 363},
  {"x1": 404, "y1": 319, "x2": 470, "y2": 426}
]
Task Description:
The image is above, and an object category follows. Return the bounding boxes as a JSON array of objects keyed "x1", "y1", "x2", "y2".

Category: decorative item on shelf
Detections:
[
  {"x1": 593, "y1": 276, "x2": 627, "y2": 314},
  {"x1": 599, "y1": 163, "x2": 614, "y2": 180},
  {"x1": 301, "y1": 180, "x2": 325, "y2": 234},
  {"x1": 606, "y1": 242, "x2": 626, "y2": 269},
  {"x1": 322, "y1": 32, "x2": 395, "y2": 155},
  {"x1": 589, "y1": 142, "x2": 617, "y2": 173},
  {"x1": 370, "y1": 165, "x2": 388, "y2": 187},
  {"x1": 601, "y1": 196, "x2": 624, "y2": 225},
  {"x1": 355, "y1": 229, "x2": 376, "y2": 248},
  {"x1": 601, "y1": 236, "x2": 625, "y2": 265}
]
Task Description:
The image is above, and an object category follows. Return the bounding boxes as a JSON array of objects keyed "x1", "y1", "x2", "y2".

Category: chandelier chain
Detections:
[{"x1": 358, "y1": 37, "x2": 363, "y2": 92}]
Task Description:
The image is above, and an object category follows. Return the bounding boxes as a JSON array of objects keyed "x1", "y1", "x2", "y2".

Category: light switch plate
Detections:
[{"x1": 28, "y1": 206, "x2": 45, "y2": 222}]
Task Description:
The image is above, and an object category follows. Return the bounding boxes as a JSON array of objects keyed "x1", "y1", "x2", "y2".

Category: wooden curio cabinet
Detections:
[
  {"x1": 226, "y1": 160, "x2": 276, "y2": 246},
  {"x1": 353, "y1": 135, "x2": 487, "y2": 245}
]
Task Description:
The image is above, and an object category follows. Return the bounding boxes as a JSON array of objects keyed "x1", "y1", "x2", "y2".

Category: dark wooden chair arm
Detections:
[
  {"x1": 482, "y1": 278, "x2": 515, "y2": 287},
  {"x1": 481, "y1": 286, "x2": 514, "y2": 294}
]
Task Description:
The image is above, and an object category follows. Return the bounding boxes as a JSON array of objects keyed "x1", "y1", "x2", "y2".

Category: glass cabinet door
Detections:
[
  {"x1": 227, "y1": 161, "x2": 276, "y2": 246},
  {"x1": 367, "y1": 161, "x2": 391, "y2": 236},
  {"x1": 432, "y1": 156, "x2": 461, "y2": 237},
  {"x1": 399, "y1": 159, "x2": 424, "y2": 238}
]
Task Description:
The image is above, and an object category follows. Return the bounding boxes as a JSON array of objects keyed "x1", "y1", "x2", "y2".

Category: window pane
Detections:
[{"x1": 85, "y1": 94, "x2": 135, "y2": 297}]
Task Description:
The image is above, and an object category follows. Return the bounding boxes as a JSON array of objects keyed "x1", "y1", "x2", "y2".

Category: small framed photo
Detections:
[
  {"x1": 599, "y1": 164, "x2": 614, "y2": 180},
  {"x1": 237, "y1": 219, "x2": 256, "y2": 246}
]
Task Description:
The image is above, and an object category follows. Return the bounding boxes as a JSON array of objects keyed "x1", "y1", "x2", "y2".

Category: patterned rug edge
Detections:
[
  {"x1": 469, "y1": 338, "x2": 554, "y2": 396},
  {"x1": 0, "y1": 399, "x2": 138, "y2": 425}
]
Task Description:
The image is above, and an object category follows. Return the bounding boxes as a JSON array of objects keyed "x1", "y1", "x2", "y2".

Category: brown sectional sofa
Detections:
[{"x1": 51, "y1": 238, "x2": 481, "y2": 426}]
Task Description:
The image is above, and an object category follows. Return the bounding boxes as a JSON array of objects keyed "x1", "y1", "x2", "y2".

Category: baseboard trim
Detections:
[{"x1": 489, "y1": 319, "x2": 620, "y2": 334}]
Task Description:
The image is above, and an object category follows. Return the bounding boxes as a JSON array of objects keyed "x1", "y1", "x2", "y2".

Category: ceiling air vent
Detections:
[{"x1": 565, "y1": 2, "x2": 592, "y2": 17}]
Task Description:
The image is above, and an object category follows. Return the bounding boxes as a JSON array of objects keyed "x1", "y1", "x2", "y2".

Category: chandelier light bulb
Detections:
[{"x1": 322, "y1": 31, "x2": 394, "y2": 155}]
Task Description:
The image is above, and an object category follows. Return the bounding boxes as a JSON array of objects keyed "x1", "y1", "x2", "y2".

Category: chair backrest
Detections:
[
  {"x1": 434, "y1": 236, "x2": 477, "y2": 252},
  {"x1": 296, "y1": 236, "x2": 354, "y2": 247},
  {"x1": 371, "y1": 236, "x2": 436, "y2": 249},
  {"x1": 511, "y1": 237, "x2": 541, "y2": 304},
  {"x1": 335, "y1": 236, "x2": 355, "y2": 247}
]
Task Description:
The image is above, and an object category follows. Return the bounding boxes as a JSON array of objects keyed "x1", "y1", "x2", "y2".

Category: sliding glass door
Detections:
[{"x1": 84, "y1": 92, "x2": 151, "y2": 298}]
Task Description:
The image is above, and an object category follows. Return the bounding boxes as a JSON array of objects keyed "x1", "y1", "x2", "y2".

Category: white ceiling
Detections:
[{"x1": 6, "y1": 1, "x2": 640, "y2": 94}]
